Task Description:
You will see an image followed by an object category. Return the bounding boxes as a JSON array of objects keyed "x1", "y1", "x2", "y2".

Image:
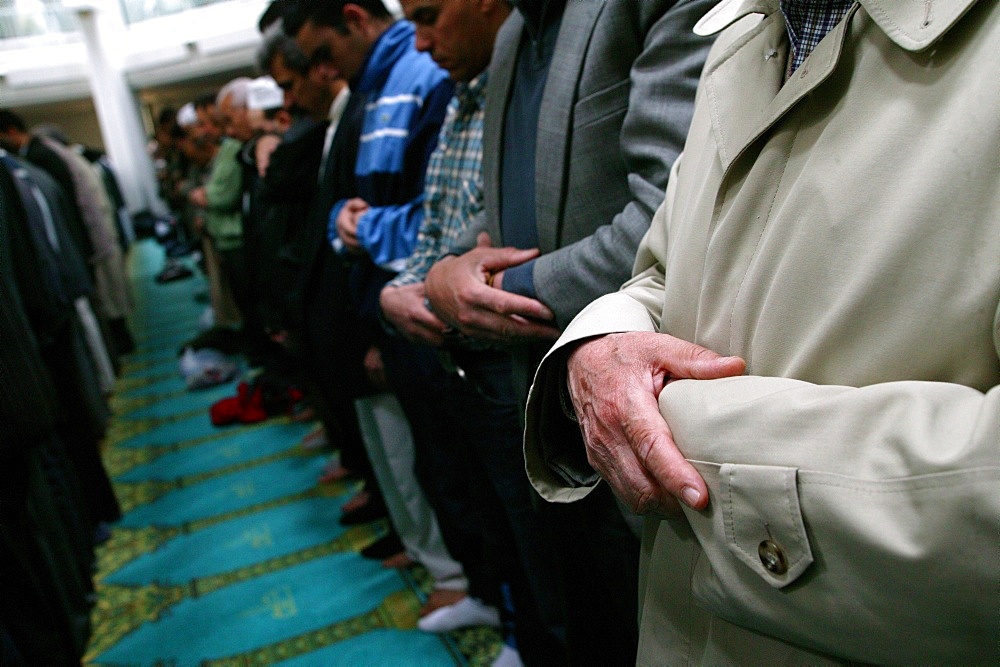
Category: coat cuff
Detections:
[{"x1": 523, "y1": 292, "x2": 659, "y2": 502}]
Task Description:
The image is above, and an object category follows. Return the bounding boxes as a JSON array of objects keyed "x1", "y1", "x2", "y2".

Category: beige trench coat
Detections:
[{"x1": 525, "y1": 0, "x2": 1000, "y2": 663}]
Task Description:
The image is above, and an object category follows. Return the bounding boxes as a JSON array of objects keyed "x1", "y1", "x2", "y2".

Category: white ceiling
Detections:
[{"x1": 0, "y1": 0, "x2": 269, "y2": 108}]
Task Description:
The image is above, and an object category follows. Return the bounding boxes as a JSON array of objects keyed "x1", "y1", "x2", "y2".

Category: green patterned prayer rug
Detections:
[{"x1": 86, "y1": 240, "x2": 503, "y2": 666}]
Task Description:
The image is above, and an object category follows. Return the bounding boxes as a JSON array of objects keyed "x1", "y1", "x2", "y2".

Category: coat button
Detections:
[{"x1": 758, "y1": 540, "x2": 788, "y2": 575}]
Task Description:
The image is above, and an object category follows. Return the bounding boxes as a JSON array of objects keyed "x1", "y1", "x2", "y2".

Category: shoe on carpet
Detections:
[
  {"x1": 165, "y1": 240, "x2": 197, "y2": 258},
  {"x1": 209, "y1": 382, "x2": 248, "y2": 425},
  {"x1": 360, "y1": 533, "x2": 404, "y2": 560},
  {"x1": 155, "y1": 261, "x2": 193, "y2": 283},
  {"x1": 417, "y1": 596, "x2": 501, "y2": 633}
]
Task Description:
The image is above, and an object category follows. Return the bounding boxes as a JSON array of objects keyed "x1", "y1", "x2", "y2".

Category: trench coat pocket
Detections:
[{"x1": 721, "y1": 463, "x2": 813, "y2": 588}]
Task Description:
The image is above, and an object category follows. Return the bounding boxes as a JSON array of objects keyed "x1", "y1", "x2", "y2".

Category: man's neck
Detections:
[{"x1": 360, "y1": 17, "x2": 394, "y2": 48}]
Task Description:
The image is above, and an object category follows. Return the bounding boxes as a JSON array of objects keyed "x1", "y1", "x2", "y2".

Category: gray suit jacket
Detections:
[{"x1": 465, "y1": 0, "x2": 717, "y2": 329}]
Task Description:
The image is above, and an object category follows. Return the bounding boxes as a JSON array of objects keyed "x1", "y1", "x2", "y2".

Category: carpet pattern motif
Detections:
[{"x1": 84, "y1": 240, "x2": 502, "y2": 666}]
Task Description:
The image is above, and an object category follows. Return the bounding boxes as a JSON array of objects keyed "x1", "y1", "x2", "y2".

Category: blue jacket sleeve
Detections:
[
  {"x1": 355, "y1": 200, "x2": 425, "y2": 271},
  {"x1": 355, "y1": 79, "x2": 453, "y2": 271}
]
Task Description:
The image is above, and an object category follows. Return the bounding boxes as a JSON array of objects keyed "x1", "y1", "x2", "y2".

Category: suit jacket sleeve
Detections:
[{"x1": 531, "y1": 0, "x2": 716, "y2": 328}]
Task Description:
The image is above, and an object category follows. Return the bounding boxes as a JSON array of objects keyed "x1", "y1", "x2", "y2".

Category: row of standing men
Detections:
[
  {"x1": 0, "y1": 111, "x2": 136, "y2": 664},
  {"x1": 155, "y1": 0, "x2": 719, "y2": 664}
]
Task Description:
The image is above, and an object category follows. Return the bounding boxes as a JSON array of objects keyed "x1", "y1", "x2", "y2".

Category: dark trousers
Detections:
[
  {"x1": 1, "y1": 445, "x2": 94, "y2": 665},
  {"x1": 516, "y1": 343, "x2": 641, "y2": 666},
  {"x1": 217, "y1": 245, "x2": 253, "y2": 328},
  {"x1": 301, "y1": 247, "x2": 372, "y2": 475},
  {"x1": 377, "y1": 335, "x2": 495, "y2": 602},
  {"x1": 445, "y1": 348, "x2": 568, "y2": 666},
  {"x1": 218, "y1": 245, "x2": 269, "y2": 361},
  {"x1": 546, "y1": 484, "x2": 639, "y2": 666}
]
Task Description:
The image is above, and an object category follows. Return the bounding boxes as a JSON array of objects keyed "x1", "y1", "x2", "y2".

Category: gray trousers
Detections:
[{"x1": 354, "y1": 393, "x2": 467, "y2": 591}]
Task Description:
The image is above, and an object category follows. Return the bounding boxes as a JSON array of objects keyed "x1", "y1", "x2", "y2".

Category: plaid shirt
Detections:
[
  {"x1": 390, "y1": 72, "x2": 488, "y2": 287},
  {"x1": 781, "y1": 0, "x2": 856, "y2": 74}
]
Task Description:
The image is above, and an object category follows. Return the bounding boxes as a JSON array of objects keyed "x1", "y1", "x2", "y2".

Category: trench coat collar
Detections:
[
  {"x1": 695, "y1": 0, "x2": 980, "y2": 175},
  {"x1": 695, "y1": 0, "x2": 981, "y2": 52}
]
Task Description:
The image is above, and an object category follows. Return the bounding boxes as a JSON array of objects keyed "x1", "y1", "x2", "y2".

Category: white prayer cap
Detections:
[
  {"x1": 176, "y1": 103, "x2": 198, "y2": 128},
  {"x1": 247, "y1": 76, "x2": 285, "y2": 111}
]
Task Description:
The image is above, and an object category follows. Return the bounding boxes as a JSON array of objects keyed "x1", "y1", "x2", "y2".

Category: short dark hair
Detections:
[
  {"x1": 194, "y1": 93, "x2": 217, "y2": 112},
  {"x1": 258, "y1": 0, "x2": 291, "y2": 33},
  {"x1": 0, "y1": 109, "x2": 27, "y2": 134},
  {"x1": 157, "y1": 107, "x2": 177, "y2": 127},
  {"x1": 282, "y1": 0, "x2": 391, "y2": 37},
  {"x1": 256, "y1": 21, "x2": 309, "y2": 74}
]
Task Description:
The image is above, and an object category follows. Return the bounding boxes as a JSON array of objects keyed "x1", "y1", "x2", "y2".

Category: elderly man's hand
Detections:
[
  {"x1": 424, "y1": 233, "x2": 561, "y2": 343},
  {"x1": 379, "y1": 282, "x2": 449, "y2": 347},
  {"x1": 566, "y1": 332, "x2": 746, "y2": 516}
]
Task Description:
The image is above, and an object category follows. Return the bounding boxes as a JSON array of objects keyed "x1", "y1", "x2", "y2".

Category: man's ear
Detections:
[
  {"x1": 341, "y1": 3, "x2": 368, "y2": 30},
  {"x1": 479, "y1": 0, "x2": 511, "y2": 19}
]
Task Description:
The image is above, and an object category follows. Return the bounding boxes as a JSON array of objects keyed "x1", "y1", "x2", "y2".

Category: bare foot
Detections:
[
  {"x1": 341, "y1": 490, "x2": 370, "y2": 513},
  {"x1": 300, "y1": 424, "x2": 328, "y2": 449},
  {"x1": 381, "y1": 552, "x2": 415, "y2": 569},
  {"x1": 290, "y1": 405, "x2": 316, "y2": 422},
  {"x1": 319, "y1": 464, "x2": 353, "y2": 484}
]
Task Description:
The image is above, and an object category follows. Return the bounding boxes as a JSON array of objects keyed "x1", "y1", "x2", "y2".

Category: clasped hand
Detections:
[
  {"x1": 566, "y1": 332, "x2": 746, "y2": 517},
  {"x1": 424, "y1": 233, "x2": 561, "y2": 343},
  {"x1": 336, "y1": 197, "x2": 370, "y2": 253},
  {"x1": 379, "y1": 282, "x2": 449, "y2": 347}
]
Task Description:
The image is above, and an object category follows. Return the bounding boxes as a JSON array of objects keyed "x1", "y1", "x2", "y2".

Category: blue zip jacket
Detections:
[{"x1": 328, "y1": 21, "x2": 453, "y2": 272}]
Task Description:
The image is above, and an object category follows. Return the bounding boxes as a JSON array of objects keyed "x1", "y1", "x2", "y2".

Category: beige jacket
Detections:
[
  {"x1": 524, "y1": 0, "x2": 999, "y2": 663},
  {"x1": 39, "y1": 137, "x2": 130, "y2": 319}
]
